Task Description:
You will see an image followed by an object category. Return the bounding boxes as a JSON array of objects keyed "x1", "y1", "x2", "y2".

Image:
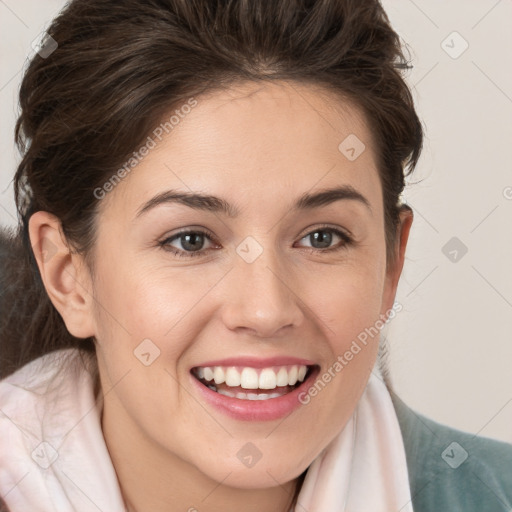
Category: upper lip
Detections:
[{"x1": 191, "y1": 356, "x2": 316, "y2": 369}]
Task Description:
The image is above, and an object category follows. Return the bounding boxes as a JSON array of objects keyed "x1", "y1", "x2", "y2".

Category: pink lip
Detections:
[
  {"x1": 191, "y1": 356, "x2": 316, "y2": 369},
  {"x1": 190, "y1": 365, "x2": 320, "y2": 422}
]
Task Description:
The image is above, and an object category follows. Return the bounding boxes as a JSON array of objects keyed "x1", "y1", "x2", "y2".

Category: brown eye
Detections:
[
  {"x1": 160, "y1": 229, "x2": 217, "y2": 258},
  {"x1": 297, "y1": 227, "x2": 353, "y2": 252}
]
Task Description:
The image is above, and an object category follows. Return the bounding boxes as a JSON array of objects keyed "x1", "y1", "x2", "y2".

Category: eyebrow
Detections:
[{"x1": 134, "y1": 184, "x2": 372, "y2": 219}]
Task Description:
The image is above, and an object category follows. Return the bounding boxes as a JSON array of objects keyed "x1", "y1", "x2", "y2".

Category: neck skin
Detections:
[{"x1": 101, "y1": 406, "x2": 299, "y2": 512}]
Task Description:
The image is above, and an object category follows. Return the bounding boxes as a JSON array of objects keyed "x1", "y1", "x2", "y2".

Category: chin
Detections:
[{"x1": 197, "y1": 456, "x2": 308, "y2": 490}]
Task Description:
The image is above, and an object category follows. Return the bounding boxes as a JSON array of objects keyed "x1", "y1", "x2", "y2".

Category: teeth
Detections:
[
  {"x1": 203, "y1": 367, "x2": 214, "y2": 381},
  {"x1": 276, "y1": 367, "x2": 289, "y2": 387},
  {"x1": 225, "y1": 367, "x2": 241, "y2": 387},
  {"x1": 240, "y1": 368, "x2": 259, "y2": 389},
  {"x1": 259, "y1": 368, "x2": 276, "y2": 389},
  {"x1": 288, "y1": 365, "x2": 298, "y2": 386},
  {"x1": 211, "y1": 389, "x2": 288, "y2": 400},
  {"x1": 213, "y1": 367, "x2": 225, "y2": 384},
  {"x1": 195, "y1": 364, "x2": 310, "y2": 390}
]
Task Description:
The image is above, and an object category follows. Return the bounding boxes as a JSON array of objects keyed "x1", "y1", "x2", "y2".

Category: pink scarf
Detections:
[{"x1": 0, "y1": 349, "x2": 413, "y2": 511}]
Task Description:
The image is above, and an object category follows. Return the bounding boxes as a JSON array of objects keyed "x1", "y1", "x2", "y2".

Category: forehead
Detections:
[{"x1": 100, "y1": 80, "x2": 382, "y2": 222}]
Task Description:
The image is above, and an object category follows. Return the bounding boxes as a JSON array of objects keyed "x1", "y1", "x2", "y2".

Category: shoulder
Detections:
[
  {"x1": 391, "y1": 392, "x2": 512, "y2": 512},
  {"x1": 0, "y1": 348, "x2": 89, "y2": 460},
  {"x1": 0, "y1": 348, "x2": 89, "y2": 403},
  {"x1": 0, "y1": 349, "x2": 118, "y2": 511}
]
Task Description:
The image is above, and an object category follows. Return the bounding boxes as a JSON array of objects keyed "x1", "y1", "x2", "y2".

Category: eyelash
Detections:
[{"x1": 158, "y1": 225, "x2": 354, "y2": 259}]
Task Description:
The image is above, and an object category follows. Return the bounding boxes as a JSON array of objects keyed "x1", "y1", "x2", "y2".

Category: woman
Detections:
[{"x1": 0, "y1": 0, "x2": 510, "y2": 511}]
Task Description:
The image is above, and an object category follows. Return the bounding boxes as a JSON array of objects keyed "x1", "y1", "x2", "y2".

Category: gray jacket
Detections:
[{"x1": 392, "y1": 393, "x2": 512, "y2": 511}]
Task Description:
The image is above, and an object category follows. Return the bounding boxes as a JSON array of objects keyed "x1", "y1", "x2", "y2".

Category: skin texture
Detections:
[{"x1": 29, "y1": 80, "x2": 413, "y2": 512}]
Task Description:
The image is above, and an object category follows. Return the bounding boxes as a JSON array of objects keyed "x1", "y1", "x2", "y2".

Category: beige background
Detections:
[{"x1": 1, "y1": 1, "x2": 511, "y2": 443}]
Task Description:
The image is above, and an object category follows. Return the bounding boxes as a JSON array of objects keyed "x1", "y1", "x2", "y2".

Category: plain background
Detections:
[{"x1": 0, "y1": 0, "x2": 511, "y2": 444}]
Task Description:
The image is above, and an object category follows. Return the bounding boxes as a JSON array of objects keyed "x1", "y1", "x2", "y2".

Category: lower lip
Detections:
[{"x1": 190, "y1": 367, "x2": 319, "y2": 421}]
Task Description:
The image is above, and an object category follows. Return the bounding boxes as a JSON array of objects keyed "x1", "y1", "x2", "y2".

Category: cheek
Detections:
[
  {"x1": 307, "y1": 259, "x2": 386, "y2": 345},
  {"x1": 91, "y1": 258, "x2": 222, "y2": 365}
]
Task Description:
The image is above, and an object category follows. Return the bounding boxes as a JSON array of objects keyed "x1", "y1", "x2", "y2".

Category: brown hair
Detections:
[{"x1": 1, "y1": 0, "x2": 422, "y2": 385}]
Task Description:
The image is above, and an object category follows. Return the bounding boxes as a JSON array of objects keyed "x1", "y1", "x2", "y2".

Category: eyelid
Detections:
[
  {"x1": 159, "y1": 227, "x2": 219, "y2": 252},
  {"x1": 297, "y1": 223, "x2": 353, "y2": 241}
]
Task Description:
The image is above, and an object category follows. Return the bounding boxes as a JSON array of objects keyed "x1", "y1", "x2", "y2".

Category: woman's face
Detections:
[{"x1": 86, "y1": 80, "x2": 406, "y2": 488}]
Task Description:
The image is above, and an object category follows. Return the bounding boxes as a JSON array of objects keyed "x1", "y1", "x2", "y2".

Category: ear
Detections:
[
  {"x1": 28, "y1": 211, "x2": 96, "y2": 339},
  {"x1": 381, "y1": 205, "x2": 413, "y2": 315}
]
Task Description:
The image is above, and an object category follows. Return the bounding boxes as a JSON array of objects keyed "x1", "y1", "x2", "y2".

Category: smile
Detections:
[{"x1": 191, "y1": 364, "x2": 311, "y2": 401}]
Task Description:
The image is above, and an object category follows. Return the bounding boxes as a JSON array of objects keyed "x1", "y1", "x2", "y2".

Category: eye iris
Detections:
[
  {"x1": 311, "y1": 230, "x2": 332, "y2": 249},
  {"x1": 181, "y1": 233, "x2": 204, "y2": 252}
]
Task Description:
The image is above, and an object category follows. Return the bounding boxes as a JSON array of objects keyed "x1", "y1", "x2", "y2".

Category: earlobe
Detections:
[
  {"x1": 395, "y1": 205, "x2": 414, "y2": 275},
  {"x1": 28, "y1": 211, "x2": 96, "y2": 339}
]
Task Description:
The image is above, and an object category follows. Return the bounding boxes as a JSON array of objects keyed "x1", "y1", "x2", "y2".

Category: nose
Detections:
[{"x1": 221, "y1": 245, "x2": 305, "y2": 338}]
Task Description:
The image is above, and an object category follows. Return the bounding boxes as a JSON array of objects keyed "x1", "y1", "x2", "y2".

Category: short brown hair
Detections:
[{"x1": 1, "y1": 0, "x2": 422, "y2": 378}]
